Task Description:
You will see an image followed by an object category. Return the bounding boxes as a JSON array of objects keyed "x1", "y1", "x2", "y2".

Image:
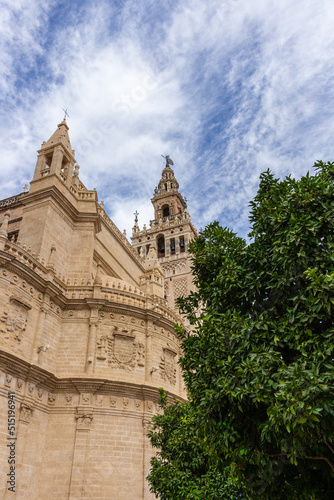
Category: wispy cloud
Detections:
[{"x1": 1, "y1": 0, "x2": 334, "y2": 238}]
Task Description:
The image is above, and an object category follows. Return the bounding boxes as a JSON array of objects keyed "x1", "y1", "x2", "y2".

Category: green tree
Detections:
[
  {"x1": 148, "y1": 162, "x2": 334, "y2": 499},
  {"x1": 148, "y1": 389, "x2": 248, "y2": 499}
]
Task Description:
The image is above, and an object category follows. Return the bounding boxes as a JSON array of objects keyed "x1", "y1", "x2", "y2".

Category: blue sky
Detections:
[{"x1": 1, "y1": 0, "x2": 334, "y2": 240}]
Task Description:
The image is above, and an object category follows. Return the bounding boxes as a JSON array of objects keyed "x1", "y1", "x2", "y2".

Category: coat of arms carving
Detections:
[
  {"x1": 0, "y1": 295, "x2": 31, "y2": 350},
  {"x1": 160, "y1": 347, "x2": 177, "y2": 385},
  {"x1": 96, "y1": 327, "x2": 145, "y2": 371}
]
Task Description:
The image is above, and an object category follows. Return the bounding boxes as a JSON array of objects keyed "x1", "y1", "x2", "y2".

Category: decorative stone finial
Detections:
[
  {"x1": 23, "y1": 184, "x2": 29, "y2": 193},
  {"x1": 94, "y1": 263, "x2": 102, "y2": 286},
  {"x1": 47, "y1": 244, "x2": 56, "y2": 271},
  {"x1": 72, "y1": 164, "x2": 80, "y2": 187}
]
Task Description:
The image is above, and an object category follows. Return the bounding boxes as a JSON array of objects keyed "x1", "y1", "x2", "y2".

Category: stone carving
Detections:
[
  {"x1": 147, "y1": 401, "x2": 153, "y2": 412},
  {"x1": 123, "y1": 397, "x2": 129, "y2": 408},
  {"x1": 20, "y1": 403, "x2": 33, "y2": 423},
  {"x1": 110, "y1": 396, "x2": 117, "y2": 408},
  {"x1": 160, "y1": 347, "x2": 177, "y2": 385},
  {"x1": 76, "y1": 413, "x2": 93, "y2": 430},
  {"x1": 96, "y1": 327, "x2": 145, "y2": 371},
  {"x1": 81, "y1": 393, "x2": 90, "y2": 405},
  {"x1": 135, "y1": 399, "x2": 141, "y2": 409},
  {"x1": 0, "y1": 305, "x2": 28, "y2": 347},
  {"x1": 65, "y1": 394, "x2": 72, "y2": 404},
  {"x1": 28, "y1": 383, "x2": 34, "y2": 395},
  {"x1": 16, "y1": 379, "x2": 23, "y2": 391},
  {"x1": 5, "y1": 374, "x2": 12, "y2": 387},
  {"x1": 37, "y1": 388, "x2": 43, "y2": 399},
  {"x1": 48, "y1": 393, "x2": 56, "y2": 405}
]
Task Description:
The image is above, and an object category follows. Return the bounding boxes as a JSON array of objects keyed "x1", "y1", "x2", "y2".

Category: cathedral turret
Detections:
[{"x1": 32, "y1": 118, "x2": 77, "y2": 189}]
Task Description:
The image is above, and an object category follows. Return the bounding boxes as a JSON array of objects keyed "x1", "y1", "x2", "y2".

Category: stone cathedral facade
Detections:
[{"x1": 0, "y1": 120, "x2": 196, "y2": 499}]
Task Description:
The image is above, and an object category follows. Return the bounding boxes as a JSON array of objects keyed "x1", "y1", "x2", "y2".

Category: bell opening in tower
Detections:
[
  {"x1": 157, "y1": 235, "x2": 165, "y2": 258},
  {"x1": 170, "y1": 238, "x2": 175, "y2": 255},
  {"x1": 162, "y1": 204, "x2": 170, "y2": 217}
]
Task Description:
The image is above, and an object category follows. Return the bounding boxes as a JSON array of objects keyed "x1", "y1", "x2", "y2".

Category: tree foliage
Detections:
[
  {"x1": 148, "y1": 162, "x2": 334, "y2": 499},
  {"x1": 148, "y1": 389, "x2": 248, "y2": 499}
]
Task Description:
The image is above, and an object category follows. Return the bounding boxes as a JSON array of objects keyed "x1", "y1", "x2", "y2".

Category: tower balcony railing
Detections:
[{"x1": 149, "y1": 212, "x2": 189, "y2": 228}]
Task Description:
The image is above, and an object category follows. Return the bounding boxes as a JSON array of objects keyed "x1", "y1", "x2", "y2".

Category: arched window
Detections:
[
  {"x1": 162, "y1": 204, "x2": 170, "y2": 217},
  {"x1": 170, "y1": 238, "x2": 175, "y2": 255},
  {"x1": 157, "y1": 236, "x2": 165, "y2": 258},
  {"x1": 180, "y1": 236, "x2": 185, "y2": 252}
]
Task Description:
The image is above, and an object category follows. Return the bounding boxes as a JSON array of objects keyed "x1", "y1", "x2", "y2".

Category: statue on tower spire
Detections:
[{"x1": 161, "y1": 155, "x2": 174, "y2": 167}]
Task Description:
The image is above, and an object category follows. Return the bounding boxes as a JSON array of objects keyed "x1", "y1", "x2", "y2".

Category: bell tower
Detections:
[
  {"x1": 131, "y1": 156, "x2": 198, "y2": 310},
  {"x1": 32, "y1": 118, "x2": 76, "y2": 189}
]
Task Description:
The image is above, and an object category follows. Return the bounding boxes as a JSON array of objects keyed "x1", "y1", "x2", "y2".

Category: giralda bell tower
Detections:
[{"x1": 131, "y1": 155, "x2": 198, "y2": 310}]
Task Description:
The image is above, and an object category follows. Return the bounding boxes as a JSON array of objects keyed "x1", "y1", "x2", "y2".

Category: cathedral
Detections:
[{"x1": 0, "y1": 120, "x2": 197, "y2": 499}]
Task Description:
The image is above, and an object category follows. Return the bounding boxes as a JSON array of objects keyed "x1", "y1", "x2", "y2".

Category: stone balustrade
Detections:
[{"x1": 0, "y1": 195, "x2": 21, "y2": 208}]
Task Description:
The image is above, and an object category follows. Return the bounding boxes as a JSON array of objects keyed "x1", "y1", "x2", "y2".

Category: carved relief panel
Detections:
[
  {"x1": 160, "y1": 347, "x2": 177, "y2": 385},
  {"x1": 96, "y1": 327, "x2": 145, "y2": 371},
  {"x1": 0, "y1": 295, "x2": 31, "y2": 352}
]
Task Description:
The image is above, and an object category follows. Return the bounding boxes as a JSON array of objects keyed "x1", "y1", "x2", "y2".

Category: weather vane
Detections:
[
  {"x1": 161, "y1": 155, "x2": 174, "y2": 167},
  {"x1": 134, "y1": 210, "x2": 139, "y2": 223},
  {"x1": 62, "y1": 108, "x2": 70, "y2": 120}
]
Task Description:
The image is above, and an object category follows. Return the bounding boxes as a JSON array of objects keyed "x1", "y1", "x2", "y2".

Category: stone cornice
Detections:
[
  {"x1": 0, "y1": 350, "x2": 184, "y2": 403},
  {"x1": 23, "y1": 180, "x2": 101, "y2": 234}
]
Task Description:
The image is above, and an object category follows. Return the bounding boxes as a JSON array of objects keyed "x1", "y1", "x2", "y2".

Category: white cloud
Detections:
[{"x1": 1, "y1": 0, "x2": 334, "y2": 238}]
